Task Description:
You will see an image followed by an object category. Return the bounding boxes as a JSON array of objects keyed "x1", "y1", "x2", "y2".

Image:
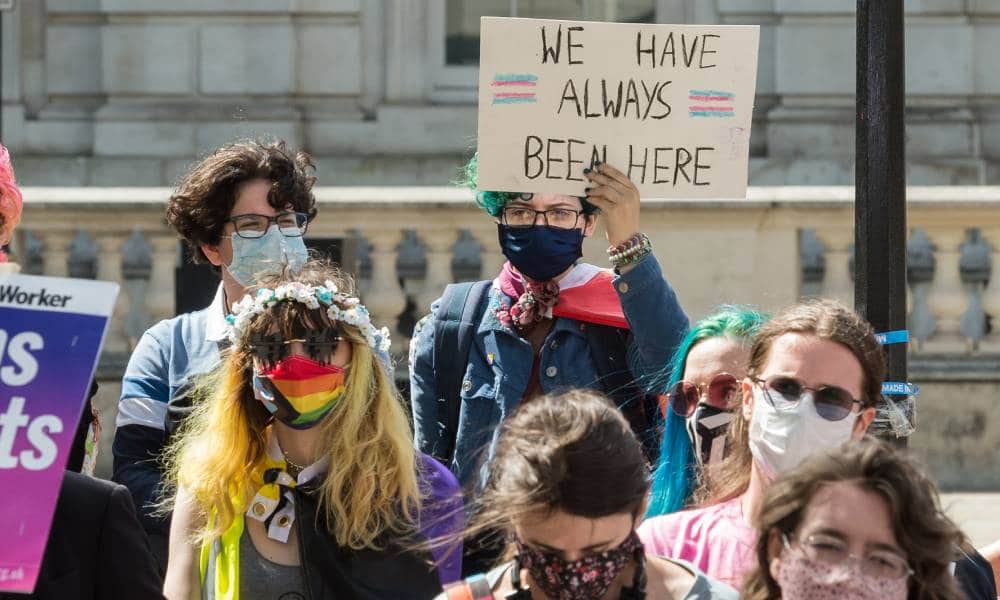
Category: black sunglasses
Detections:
[
  {"x1": 754, "y1": 376, "x2": 862, "y2": 421},
  {"x1": 249, "y1": 330, "x2": 342, "y2": 367}
]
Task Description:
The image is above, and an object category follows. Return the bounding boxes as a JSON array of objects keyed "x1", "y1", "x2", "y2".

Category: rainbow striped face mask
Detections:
[{"x1": 252, "y1": 355, "x2": 346, "y2": 429}]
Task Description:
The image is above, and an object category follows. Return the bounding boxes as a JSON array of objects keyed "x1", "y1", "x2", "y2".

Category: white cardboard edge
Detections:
[{"x1": 0, "y1": 273, "x2": 120, "y2": 319}]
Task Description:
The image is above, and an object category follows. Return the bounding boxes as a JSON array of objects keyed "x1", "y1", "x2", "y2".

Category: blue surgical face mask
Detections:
[
  {"x1": 497, "y1": 223, "x2": 584, "y2": 281},
  {"x1": 226, "y1": 225, "x2": 308, "y2": 286}
]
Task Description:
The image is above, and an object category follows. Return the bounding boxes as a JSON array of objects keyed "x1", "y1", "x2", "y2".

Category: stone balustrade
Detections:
[
  {"x1": 8, "y1": 185, "x2": 1000, "y2": 488},
  {"x1": 7, "y1": 185, "x2": 1000, "y2": 362}
]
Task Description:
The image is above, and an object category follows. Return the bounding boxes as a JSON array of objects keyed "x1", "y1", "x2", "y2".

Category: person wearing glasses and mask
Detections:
[
  {"x1": 409, "y1": 155, "x2": 687, "y2": 487},
  {"x1": 742, "y1": 438, "x2": 966, "y2": 600},
  {"x1": 112, "y1": 139, "x2": 317, "y2": 571},
  {"x1": 646, "y1": 306, "x2": 768, "y2": 518},
  {"x1": 163, "y1": 262, "x2": 462, "y2": 600},
  {"x1": 410, "y1": 156, "x2": 687, "y2": 573},
  {"x1": 639, "y1": 299, "x2": 883, "y2": 588}
]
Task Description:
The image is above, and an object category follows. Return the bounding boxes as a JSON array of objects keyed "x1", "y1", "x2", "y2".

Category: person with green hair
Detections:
[
  {"x1": 646, "y1": 306, "x2": 768, "y2": 518},
  {"x1": 409, "y1": 152, "x2": 688, "y2": 490},
  {"x1": 411, "y1": 154, "x2": 688, "y2": 575}
]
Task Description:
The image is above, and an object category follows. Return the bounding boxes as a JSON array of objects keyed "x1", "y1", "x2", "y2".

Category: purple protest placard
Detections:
[{"x1": 0, "y1": 272, "x2": 118, "y2": 594}]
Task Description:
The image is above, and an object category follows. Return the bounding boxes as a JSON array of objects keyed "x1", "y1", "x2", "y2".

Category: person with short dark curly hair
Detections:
[{"x1": 112, "y1": 139, "x2": 319, "y2": 572}]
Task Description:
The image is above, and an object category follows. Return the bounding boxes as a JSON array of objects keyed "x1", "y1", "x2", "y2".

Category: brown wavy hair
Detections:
[
  {"x1": 696, "y1": 298, "x2": 886, "y2": 505},
  {"x1": 463, "y1": 389, "x2": 650, "y2": 564},
  {"x1": 166, "y1": 139, "x2": 318, "y2": 264},
  {"x1": 742, "y1": 438, "x2": 965, "y2": 600}
]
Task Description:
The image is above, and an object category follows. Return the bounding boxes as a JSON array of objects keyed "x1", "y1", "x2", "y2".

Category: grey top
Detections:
[
  {"x1": 203, "y1": 529, "x2": 306, "y2": 600},
  {"x1": 671, "y1": 557, "x2": 740, "y2": 600}
]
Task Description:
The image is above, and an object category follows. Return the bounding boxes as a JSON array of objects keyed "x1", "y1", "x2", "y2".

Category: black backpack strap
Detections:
[
  {"x1": 430, "y1": 279, "x2": 493, "y2": 465},
  {"x1": 584, "y1": 323, "x2": 660, "y2": 464}
]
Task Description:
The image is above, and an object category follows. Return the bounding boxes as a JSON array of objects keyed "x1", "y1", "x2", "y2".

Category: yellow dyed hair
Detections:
[{"x1": 164, "y1": 261, "x2": 420, "y2": 549}]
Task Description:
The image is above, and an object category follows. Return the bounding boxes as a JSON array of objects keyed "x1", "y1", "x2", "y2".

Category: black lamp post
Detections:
[{"x1": 855, "y1": 0, "x2": 908, "y2": 444}]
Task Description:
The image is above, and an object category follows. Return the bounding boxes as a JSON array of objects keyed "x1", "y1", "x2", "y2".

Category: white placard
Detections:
[{"x1": 477, "y1": 18, "x2": 760, "y2": 199}]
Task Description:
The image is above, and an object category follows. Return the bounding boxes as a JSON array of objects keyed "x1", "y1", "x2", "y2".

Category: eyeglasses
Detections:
[
  {"x1": 228, "y1": 212, "x2": 309, "y2": 239},
  {"x1": 754, "y1": 376, "x2": 861, "y2": 422},
  {"x1": 249, "y1": 331, "x2": 341, "y2": 367},
  {"x1": 665, "y1": 373, "x2": 740, "y2": 417},
  {"x1": 501, "y1": 206, "x2": 584, "y2": 230},
  {"x1": 782, "y1": 533, "x2": 913, "y2": 580}
]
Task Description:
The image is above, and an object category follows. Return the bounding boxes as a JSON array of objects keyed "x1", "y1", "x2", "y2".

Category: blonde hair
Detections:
[{"x1": 164, "y1": 261, "x2": 420, "y2": 549}]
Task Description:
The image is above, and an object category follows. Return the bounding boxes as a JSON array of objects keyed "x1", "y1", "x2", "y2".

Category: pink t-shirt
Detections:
[{"x1": 638, "y1": 497, "x2": 757, "y2": 589}]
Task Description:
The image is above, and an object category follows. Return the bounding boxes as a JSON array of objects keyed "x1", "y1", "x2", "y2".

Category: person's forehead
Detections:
[
  {"x1": 760, "y1": 332, "x2": 864, "y2": 393},
  {"x1": 684, "y1": 337, "x2": 748, "y2": 381},
  {"x1": 508, "y1": 193, "x2": 582, "y2": 208},
  {"x1": 798, "y1": 481, "x2": 898, "y2": 547},
  {"x1": 516, "y1": 509, "x2": 632, "y2": 550},
  {"x1": 231, "y1": 178, "x2": 285, "y2": 217}
]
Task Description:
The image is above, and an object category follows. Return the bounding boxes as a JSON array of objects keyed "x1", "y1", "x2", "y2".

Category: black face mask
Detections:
[
  {"x1": 497, "y1": 223, "x2": 584, "y2": 281},
  {"x1": 686, "y1": 404, "x2": 734, "y2": 465}
]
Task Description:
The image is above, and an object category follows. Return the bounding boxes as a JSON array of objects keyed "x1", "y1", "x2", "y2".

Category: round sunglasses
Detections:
[
  {"x1": 754, "y1": 376, "x2": 862, "y2": 421},
  {"x1": 665, "y1": 373, "x2": 740, "y2": 418}
]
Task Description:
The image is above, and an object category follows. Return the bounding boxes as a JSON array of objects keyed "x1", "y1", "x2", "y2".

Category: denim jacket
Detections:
[{"x1": 409, "y1": 254, "x2": 689, "y2": 487}]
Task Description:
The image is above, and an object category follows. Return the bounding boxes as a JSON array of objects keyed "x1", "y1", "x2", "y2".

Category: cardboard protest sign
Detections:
[
  {"x1": 0, "y1": 273, "x2": 118, "y2": 593},
  {"x1": 477, "y1": 18, "x2": 760, "y2": 198}
]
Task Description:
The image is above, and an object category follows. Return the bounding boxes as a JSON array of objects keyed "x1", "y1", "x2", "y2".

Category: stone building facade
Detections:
[{"x1": 2, "y1": 0, "x2": 999, "y2": 187}]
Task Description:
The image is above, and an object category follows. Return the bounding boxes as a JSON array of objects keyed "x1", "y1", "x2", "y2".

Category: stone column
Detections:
[
  {"x1": 925, "y1": 229, "x2": 967, "y2": 353},
  {"x1": 416, "y1": 229, "x2": 457, "y2": 315},
  {"x1": 147, "y1": 234, "x2": 178, "y2": 324},
  {"x1": 121, "y1": 230, "x2": 154, "y2": 350},
  {"x1": 906, "y1": 229, "x2": 937, "y2": 351},
  {"x1": 363, "y1": 229, "x2": 406, "y2": 355},
  {"x1": 40, "y1": 231, "x2": 72, "y2": 278},
  {"x1": 95, "y1": 232, "x2": 128, "y2": 353},
  {"x1": 813, "y1": 228, "x2": 853, "y2": 307},
  {"x1": 471, "y1": 227, "x2": 505, "y2": 280},
  {"x1": 980, "y1": 227, "x2": 1000, "y2": 353}
]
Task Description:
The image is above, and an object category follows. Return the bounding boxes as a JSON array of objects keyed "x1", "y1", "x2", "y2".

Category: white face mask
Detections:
[{"x1": 748, "y1": 384, "x2": 857, "y2": 480}]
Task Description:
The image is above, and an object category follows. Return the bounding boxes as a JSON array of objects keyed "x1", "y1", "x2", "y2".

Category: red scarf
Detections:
[{"x1": 495, "y1": 262, "x2": 628, "y2": 330}]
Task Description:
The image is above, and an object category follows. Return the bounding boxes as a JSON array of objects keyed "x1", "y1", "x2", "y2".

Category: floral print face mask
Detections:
[{"x1": 515, "y1": 531, "x2": 642, "y2": 600}]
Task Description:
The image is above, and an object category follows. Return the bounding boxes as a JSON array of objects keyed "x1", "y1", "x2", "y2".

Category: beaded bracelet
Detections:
[{"x1": 607, "y1": 232, "x2": 652, "y2": 268}]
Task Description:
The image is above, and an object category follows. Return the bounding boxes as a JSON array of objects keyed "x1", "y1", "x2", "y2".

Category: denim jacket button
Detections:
[
  {"x1": 461, "y1": 379, "x2": 472, "y2": 392},
  {"x1": 545, "y1": 366, "x2": 558, "y2": 378},
  {"x1": 618, "y1": 282, "x2": 630, "y2": 293},
  {"x1": 550, "y1": 340, "x2": 559, "y2": 350}
]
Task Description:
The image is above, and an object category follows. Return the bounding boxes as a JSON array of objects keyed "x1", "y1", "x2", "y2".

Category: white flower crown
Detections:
[{"x1": 224, "y1": 280, "x2": 392, "y2": 354}]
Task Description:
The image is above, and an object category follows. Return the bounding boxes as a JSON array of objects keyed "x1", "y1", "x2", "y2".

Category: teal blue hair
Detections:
[
  {"x1": 645, "y1": 305, "x2": 768, "y2": 518},
  {"x1": 458, "y1": 153, "x2": 598, "y2": 217}
]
